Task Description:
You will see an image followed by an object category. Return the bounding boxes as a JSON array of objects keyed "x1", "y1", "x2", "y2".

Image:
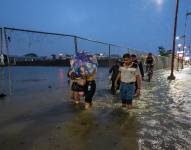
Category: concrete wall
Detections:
[{"x1": 14, "y1": 55, "x2": 179, "y2": 71}]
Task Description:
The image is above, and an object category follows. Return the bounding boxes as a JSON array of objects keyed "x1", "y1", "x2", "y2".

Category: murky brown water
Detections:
[{"x1": 0, "y1": 67, "x2": 191, "y2": 150}]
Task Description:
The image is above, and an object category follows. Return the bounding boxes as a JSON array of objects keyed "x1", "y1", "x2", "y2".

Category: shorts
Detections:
[
  {"x1": 120, "y1": 82, "x2": 135, "y2": 104},
  {"x1": 71, "y1": 82, "x2": 84, "y2": 92}
]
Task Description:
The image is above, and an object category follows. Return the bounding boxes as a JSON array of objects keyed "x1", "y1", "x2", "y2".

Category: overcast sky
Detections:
[{"x1": 0, "y1": 0, "x2": 191, "y2": 55}]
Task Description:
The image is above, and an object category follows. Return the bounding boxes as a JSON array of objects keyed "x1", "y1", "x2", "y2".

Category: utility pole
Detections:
[
  {"x1": 168, "y1": 0, "x2": 179, "y2": 80},
  {"x1": 182, "y1": 11, "x2": 191, "y2": 69}
]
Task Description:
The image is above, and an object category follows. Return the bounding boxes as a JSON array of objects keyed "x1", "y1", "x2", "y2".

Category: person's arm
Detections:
[
  {"x1": 115, "y1": 72, "x2": 121, "y2": 89},
  {"x1": 92, "y1": 69, "x2": 97, "y2": 79},
  {"x1": 67, "y1": 68, "x2": 71, "y2": 77},
  {"x1": 138, "y1": 62, "x2": 144, "y2": 77},
  {"x1": 68, "y1": 69, "x2": 73, "y2": 77},
  {"x1": 109, "y1": 66, "x2": 113, "y2": 74}
]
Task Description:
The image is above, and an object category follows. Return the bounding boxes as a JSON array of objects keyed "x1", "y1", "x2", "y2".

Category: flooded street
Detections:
[
  {"x1": 138, "y1": 67, "x2": 191, "y2": 150},
  {"x1": 0, "y1": 67, "x2": 191, "y2": 150}
]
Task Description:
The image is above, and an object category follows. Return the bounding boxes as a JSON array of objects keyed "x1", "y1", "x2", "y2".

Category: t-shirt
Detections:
[
  {"x1": 87, "y1": 69, "x2": 96, "y2": 81},
  {"x1": 146, "y1": 57, "x2": 154, "y2": 64},
  {"x1": 119, "y1": 66, "x2": 141, "y2": 83}
]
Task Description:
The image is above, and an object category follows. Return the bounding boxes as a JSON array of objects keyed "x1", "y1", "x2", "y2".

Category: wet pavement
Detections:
[{"x1": 0, "y1": 67, "x2": 191, "y2": 150}]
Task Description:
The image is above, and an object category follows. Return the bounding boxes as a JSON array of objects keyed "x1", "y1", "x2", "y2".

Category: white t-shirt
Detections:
[{"x1": 119, "y1": 66, "x2": 141, "y2": 83}]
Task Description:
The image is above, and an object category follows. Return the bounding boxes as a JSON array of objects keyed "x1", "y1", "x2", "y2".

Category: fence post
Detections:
[
  {"x1": 0, "y1": 28, "x2": 3, "y2": 96},
  {"x1": 108, "y1": 44, "x2": 111, "y2": 67},
  {"x1": 0, "y1": 28, "x2": 2, "y2": 54},
  {"x1": 3, "y1": 28, "x2": 12, "y2": 95},
  {"x1": 3, "y1": 28, "x2": 10, "y2": 65},
  {"x1": 74, "y1": 36, "x2": 78, "y2": 54}
]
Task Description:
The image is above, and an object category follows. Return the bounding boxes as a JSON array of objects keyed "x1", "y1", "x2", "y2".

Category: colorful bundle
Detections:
[{"x1": 70, "y1": 51, "x2": 98, "y2": 77}]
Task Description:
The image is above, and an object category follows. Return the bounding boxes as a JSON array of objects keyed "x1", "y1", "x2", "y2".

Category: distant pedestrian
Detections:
[
  {"x1": 144, "y1": 53, "x2": 155, "y2": 73},
  {"x1": 131, "y1": 54, "x2": 143, "y2": 95},
  {"x1": 131, "y1": 54, "x2": 144, "y2": 80},
  {"x1": 144, "y1": 53, "x2": 155, "y2": 81},
  {"x1": 109, "y1": 60, "x2": 120, "y2": 94}
]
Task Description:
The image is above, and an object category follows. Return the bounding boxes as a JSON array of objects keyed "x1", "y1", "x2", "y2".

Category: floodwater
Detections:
[{"x1": 0, "y1": 66, "x2": 191, "y2": 150}]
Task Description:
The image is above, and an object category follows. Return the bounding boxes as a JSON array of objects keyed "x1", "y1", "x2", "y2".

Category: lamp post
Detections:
[
  {"x1": 168, "y1": 0, "x2": 179, "y2": 80},
  {"x1": 181, "y1": 11, "x2": 191, "y2": 69},
  {"x1": 177, "y1": 43, "x2": 182, "y2": 71}
]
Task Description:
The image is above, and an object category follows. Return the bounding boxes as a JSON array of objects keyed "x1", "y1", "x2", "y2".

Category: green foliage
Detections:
[
  {"x1": 158, "y1": 46, "x2": 170, "y2": 56},
  {"x1": 24, "y1": 53, "x2": 38, "y2": 57}
]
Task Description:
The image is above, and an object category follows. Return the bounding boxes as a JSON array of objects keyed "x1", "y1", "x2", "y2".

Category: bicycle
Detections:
[{"x1": 147, "y1": 64, "x2": 153, "y2": 82}]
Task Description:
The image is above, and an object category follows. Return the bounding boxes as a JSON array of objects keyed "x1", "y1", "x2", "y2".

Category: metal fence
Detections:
[
  {"x1": 0, "y1": 27, "x2": 148, "y2": 96},
  {"x1": 1, "y1": 27, "x2": 146, "y2": 67}
]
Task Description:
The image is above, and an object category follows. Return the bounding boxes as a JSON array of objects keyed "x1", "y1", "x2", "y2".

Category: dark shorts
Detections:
[{"x1": 71, "y1": 82, "x2": 84, "y2": 92}]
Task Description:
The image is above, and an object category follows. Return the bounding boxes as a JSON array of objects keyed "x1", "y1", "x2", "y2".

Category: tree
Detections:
[
  {"x1": 24, "y1": 53, "x2": 38, "y2": 58},
  {"x1": 158, "y1": 46, "x2": 169, "y2": 56}
]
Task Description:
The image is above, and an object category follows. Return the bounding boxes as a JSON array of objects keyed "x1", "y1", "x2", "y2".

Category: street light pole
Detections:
[
  {"x1": 177, "y1": 44, "x2": 182, "y2": 71},
  {"x1": 182, "y1": 11, "x2": 191, "y2": 69},
  {"x1": 168, "y1": 0, "x2": 180, "y2": 80},
  {"x1": 177, "y1": 46, "x2": 181, "y2": 71}
]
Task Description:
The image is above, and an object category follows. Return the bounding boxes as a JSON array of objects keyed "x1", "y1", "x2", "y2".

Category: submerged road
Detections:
[{"x1": 0, "y1": 67, "x2": 191, "y2": 150}]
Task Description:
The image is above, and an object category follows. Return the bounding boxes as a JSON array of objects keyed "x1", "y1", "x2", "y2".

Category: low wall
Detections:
[
  {"x1": 14, "y1": 56, "x2": 179, "y2": 70},
  {"x1": 153, "y1": 55, "x2": 180, "y2": 71},
  {"x1": 109, "y1": 56, "x2": 177, "y2": 71},
  {"x1": 153, "y1": 56, "x2": 171, "y2": 70}
]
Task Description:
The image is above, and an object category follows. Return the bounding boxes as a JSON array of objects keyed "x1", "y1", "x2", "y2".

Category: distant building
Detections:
[
  {"x1": 58, "y1": 53, "x2": 65, "y2": 60},
  {"x1": 51, "y1": 54, "x2": 57, "y2": 60},
  {"x1": 65, "y1": 54, "x2": 72, "y2": 59},
  {"x1": 95, "y1": 53, "x2": 107, "y2": 60}
]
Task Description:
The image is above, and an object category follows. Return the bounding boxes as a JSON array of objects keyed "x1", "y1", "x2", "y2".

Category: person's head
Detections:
[
  {"x1": 123, "y1": 53, "x2": 131, "y2": 65},
  {"x1": 114, "y1": 59, "x2": 120, "y2": 65},
  {"x1": 148, "y1": 53, "x2": 152, "y2": 57},
  {"x1": 131, "y1": 54, "x2": 137, "y2": 61}
]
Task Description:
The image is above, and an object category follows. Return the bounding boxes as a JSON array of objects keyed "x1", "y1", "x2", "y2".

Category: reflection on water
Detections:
[
  {"x1": 0, "y1": 67, "x2": 191, "y2": 150},
  {"x1": 0, "y1": 66, "x2": 110, "y2": 96},
  {"x1": 58, "y1": 68, "x2": 65, "y2": 86}
]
